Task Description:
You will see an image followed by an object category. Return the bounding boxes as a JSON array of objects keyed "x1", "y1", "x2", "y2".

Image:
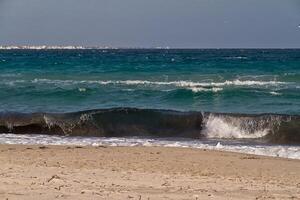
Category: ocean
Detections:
[{"x1": 0, "y1": 48, "x2": 300, "y2": 159}]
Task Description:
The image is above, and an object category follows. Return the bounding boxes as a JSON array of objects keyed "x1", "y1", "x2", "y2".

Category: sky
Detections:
[{"x1": 0, "y1": 0, "x2": 300, "y2": 48}]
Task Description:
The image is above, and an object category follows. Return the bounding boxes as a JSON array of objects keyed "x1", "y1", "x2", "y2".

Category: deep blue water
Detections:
[{"x1": 0, "y1": 49, "x2": 299, "y2": 114}]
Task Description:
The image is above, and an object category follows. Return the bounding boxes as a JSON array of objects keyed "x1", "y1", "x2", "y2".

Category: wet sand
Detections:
[{"x1": 0, "y1": 144, "x2": 299, "y2": 200}]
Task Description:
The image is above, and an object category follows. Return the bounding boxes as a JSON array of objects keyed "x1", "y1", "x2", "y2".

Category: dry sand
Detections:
[{"x1": 0, "y1": 144, "x2": 299, "y2": 200}]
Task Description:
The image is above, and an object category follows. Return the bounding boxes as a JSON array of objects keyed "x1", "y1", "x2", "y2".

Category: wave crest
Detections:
[
  {"x1": 0, "y1": 108, "x2": 299, "y2": 144},
  {"x1": 202, "y1": 114, "x2": 282, "y2": 139},
  {"x1": 4, "y1": 79, "x2": 286, "y2": 87}
]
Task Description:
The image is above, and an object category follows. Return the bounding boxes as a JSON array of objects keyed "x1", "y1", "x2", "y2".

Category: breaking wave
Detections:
[
  {"x1": 1, "y1": 79, "x2": 291, "y2": 95},
  {"x1": 202, "y1": 114, "x2": 282, "y2": 139},
  {"x1": 0, "y1": 108, "x2": 299, "y2": 144},
  {"x1": 188, "y1": 87, "x2": 223, "y2": 93},
  {"x1": 29, "y1": 79, "x2": 286, "y2": 87},
  {"x1": 0, "y1": 78, "x2": 291, "y2": 94}
]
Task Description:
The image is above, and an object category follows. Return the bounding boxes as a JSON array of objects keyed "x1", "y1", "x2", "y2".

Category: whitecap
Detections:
[
  {"x1": 188, "y1": 87, "x2": 223, "y2": 93},
  {"x1": 3, "y1": 79, "x2": 291, "y2": 91},
  {"x1": 225, "y1": 56, "x2": 248, "y2": 60},
  {"x1": 78, "y1": 88, "x2": 86, "y2": 92},
  {"x1": 269, "y1": 91, "x2": 281, "y2": 96}
]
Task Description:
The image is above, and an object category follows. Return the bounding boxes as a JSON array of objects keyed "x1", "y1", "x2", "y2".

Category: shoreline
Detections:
[
  {"x1": 1, "y1": 144, "x2": 299, "y2": 199},
  {"x1": 1, "y1": 132, "x2": 300, "y2": 160}
]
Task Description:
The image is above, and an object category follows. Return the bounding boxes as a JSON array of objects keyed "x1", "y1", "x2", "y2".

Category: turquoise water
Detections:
[{"x1": 0, "y1": 49, "x2": 299, "y2": 114}]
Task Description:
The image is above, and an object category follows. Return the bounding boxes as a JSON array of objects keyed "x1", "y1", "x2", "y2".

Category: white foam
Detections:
[
  {"x1": 23, "y1": 79, "x2": 288, "y2": 88},
  {"x1": 188, "y1": 87, "x2": 223, "y2": 93},
  {"x1": 202, "y1": 114, "x2": 273, "y2": 139},
  {"x1": 225, "y1": 56, "x2": 248, "y2": 60},
  {"x1": 270, "y1": 91, "x2": 281, "y2": 96},
  {"x1": 99, "y1": 80, "x2": 285, "y2": 87},
  {"x1": 1, "y1": 79, "x2": 292, "y2": 94},
  {"x1": 0, "y1": 133, "x2": 299, "y2": 159},
  {"x1": 78, "y1": 88, "x2": 87, "y2": 92}
]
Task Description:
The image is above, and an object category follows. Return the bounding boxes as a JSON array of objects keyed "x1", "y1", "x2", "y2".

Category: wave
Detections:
[
  {"x1": 1, "y1": 79, "x2": 291, "y2": 95},
  {"x1": 71, "y1": 79, "x2": 287, "y2": 87},
  {"x1": 0, "y1": 73, "x2": 22, "y2": 78},
  {"x1": 270, "y1": 91, "x2": 282, "y2": 96},
  {"x1": 188, "y1": 87, "x2": 223, "y2": 93},
  {"x1": 225, "y1": 56, "x2": 248, "y2": 60},
  {"x1": 2, "y1": 78, "x2": 288, "y2": 88},
  {"x1": 0, "y1": 108, "x2": 299, "y2": 144}
]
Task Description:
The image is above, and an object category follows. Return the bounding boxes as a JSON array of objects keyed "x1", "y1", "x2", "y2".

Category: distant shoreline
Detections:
[{"x1": 1, "y1": 46, "x2": 300, "y2": 50}]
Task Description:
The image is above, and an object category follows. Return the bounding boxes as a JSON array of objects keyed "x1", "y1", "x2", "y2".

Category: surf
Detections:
[{"x1": 0, "y1": 108, "x2": 299, "y2": 145}]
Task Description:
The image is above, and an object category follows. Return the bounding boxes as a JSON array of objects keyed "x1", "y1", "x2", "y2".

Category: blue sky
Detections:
[{"x1": 0, "y1": 0, "x2": 299, "y2": 48}]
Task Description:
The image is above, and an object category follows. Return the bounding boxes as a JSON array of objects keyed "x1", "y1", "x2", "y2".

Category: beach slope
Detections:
[{"x1": 0, "y1": 145, "x2": 299, "y2": 200}]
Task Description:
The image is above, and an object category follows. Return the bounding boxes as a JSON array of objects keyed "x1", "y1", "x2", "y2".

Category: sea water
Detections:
[{"x1": 0, "y1": 48, "x2": 299, "y2": 158}]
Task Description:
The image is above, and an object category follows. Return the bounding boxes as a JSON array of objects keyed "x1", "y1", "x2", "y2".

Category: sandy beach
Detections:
[{"x1": 0, "y1": 145, "x2": 299, "y2": 200}]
